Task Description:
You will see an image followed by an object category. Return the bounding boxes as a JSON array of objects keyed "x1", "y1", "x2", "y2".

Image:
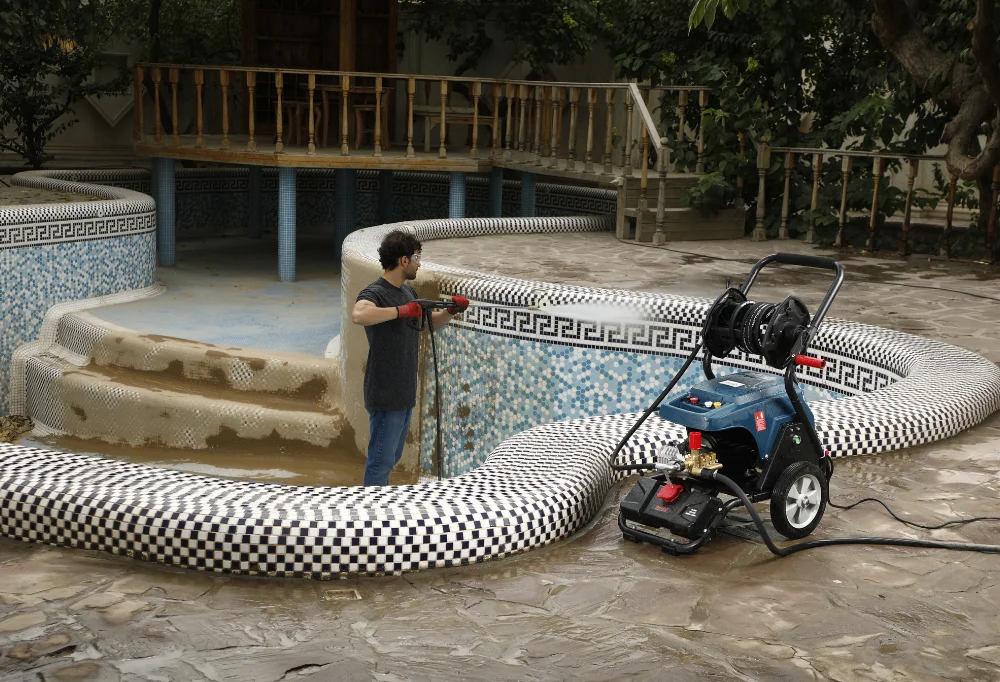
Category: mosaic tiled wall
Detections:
[
  {"x1": 419, "y1": 328, "x2": 844, "y2": 476},
  {"x1": 1, "y1": 172, "x2": 157, "y2": 414},
  {"x1": 75, "y1": 168, "x2": 615, "y2": 239}
]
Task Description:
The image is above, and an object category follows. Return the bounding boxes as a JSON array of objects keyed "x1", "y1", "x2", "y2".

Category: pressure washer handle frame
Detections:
[{"x1": 740, "y1": 253, "x2": 846, "y2": 332}]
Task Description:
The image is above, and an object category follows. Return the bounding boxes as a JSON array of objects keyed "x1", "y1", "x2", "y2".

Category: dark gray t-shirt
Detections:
[{"x1": 356, "y1": 278, "x2": 420, "y2": 412}]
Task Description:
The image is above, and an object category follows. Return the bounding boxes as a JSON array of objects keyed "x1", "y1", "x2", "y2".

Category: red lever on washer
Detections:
[{"x1": 794, "y1": 354, "x2": 826, "y2": 369}]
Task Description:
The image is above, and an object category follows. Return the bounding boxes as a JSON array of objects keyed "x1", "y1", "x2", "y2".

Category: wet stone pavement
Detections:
[{"x1": 3, "y1": 235, "x2": 1000, "y2": 681}]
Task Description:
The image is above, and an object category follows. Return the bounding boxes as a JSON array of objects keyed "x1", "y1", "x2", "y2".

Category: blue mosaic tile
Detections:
[
  {"x1": 419, "y1": 327, "x2": 844, "y2": 476},
  {"x1": 0, "y1": 233, "x2": 156, "y2": 414}
]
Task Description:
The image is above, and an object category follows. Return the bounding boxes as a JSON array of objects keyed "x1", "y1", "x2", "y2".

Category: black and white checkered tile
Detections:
[
  {"x1": 3, "y1": 171, "x2": 155, "y2": 250},
  {"x1": 0, "y1": 217, "x2": 997, "y2": 579}
]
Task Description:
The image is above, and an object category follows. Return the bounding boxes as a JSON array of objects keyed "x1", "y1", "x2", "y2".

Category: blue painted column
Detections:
[
  {"x1": 489, "y1": 166, "x2": 504, "y2": 217},
  {"x1": 520, "y1": 171, "x2": 536, "y2": 217},
  {"x1": 449, "y1": 171, "x2": 467, "y2": 218},
  {"x1": 378, "y1": 170, "x2": 394, "y2": 224},
  {"x1": 335, "y1": 169, "x2": 357, "y2": 261},
  {"x1": 247, "y1": 166, "x2": 262, "y2": 238},
  {"x1": 278, "y1": 167, "x2": 296, "y2": 282},
  {"x1": 153, "y1": 158, "x2": 176, "y2": 267}
]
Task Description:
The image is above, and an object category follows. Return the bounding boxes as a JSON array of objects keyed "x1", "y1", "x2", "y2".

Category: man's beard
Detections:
[{"x1": 405, "y1": 268, "x2": 417, "y2": 280}]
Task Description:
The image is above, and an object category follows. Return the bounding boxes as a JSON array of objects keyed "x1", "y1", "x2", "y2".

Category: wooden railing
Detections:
[
  {"x1": 132, "y1": 63, "x2": 712, "y2": 244},
  {"x1": 754, "y1": 143, "x2": 995, "y2": 262}
]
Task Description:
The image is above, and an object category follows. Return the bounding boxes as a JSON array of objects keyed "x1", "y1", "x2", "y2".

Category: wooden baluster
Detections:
[
  {"x1": 603, "y1": 89, "x2": 615, "y2": 174},
  {"x1": 779, "y1": 151, "x2": 794, "y2": 239},
  {"x1": 219, "y1": 70, "x2": 230, "y2": 149},
  {"x1": 193, "y1": 69, "x2": 205, "y2": 148},
  {"x1": 307, "y1": 73, "x2": 317, "y2": 155},
  {"x1": 736, "y1": 131, "x2": 747, "y2": 203},
  {"x1": 274, "y1": 71, "x2": 284, "y2": 153},
  {"x1": 806, "y1": 152, "x2": 822, "y2": 243},
  {"x1": 549, "y1": 86, "x2": 560, "y2": 167},
  {"x1": 867, "y1": 156, "x2": 885, "y2": 252},
  {"x1": 943, "y1": 172, "x2": 957, "y2": 258},
  {"x1": 989, "y1": 164, "x2": 1000, "y2": 263},
  {"x1": 623, "y1": 88, "x2": 634, "y2": 176},
  {"x1": 901, "y1": 158, "x2": 918, "y2": 256},
  {"x1": 566, "y1": 87, "x2": 580, "y2": 171},
  {"x1": 696, "y1": 89, "x2": 709, "y2": 173},
  {"x1": 677, "y1": 91, "x2": 687, "y2": 147},
  {"x1": 470, "y1": 81, "x2": 481, "y2": 159},
  {"x1": 491, "y1": 83, "x2": 501, "y2": 159},
  {"x1": 505, "y1": 84, "x2": 515, "y2": 161},
  {"x1": 835, "y1": 156, "x2": 852, "y2": 247},
  {"x1": 406, "y1": 77, "x2": 415, "y2": 158},
  {"x1": 653, "y1": 136, "x2": 668, "y2": 245},
  {"x1": 341, "y1": 75, "x2": 350, "y2": 156},
  {"x1": 246, "y1": 71, "x2": 257, "y2": 151},
  {"x1": 208, "y1": 70, "x2": 216, "y2": 135},
  {"x1": 169, "y1": 68, "x2": 180, "y2": 145},
  {"x1": 584, "y1": 88, "x2": 596, "y2": 173},
  {"x1": 517, "y1": 85, "x2": 528, "y2": 156},
  {"x1": 533, "y1": 86, "x2": 543, "y2": 165},
  {"x1": 439, "y1": 80, "x2": 448, "y2": 158},
  {"x1": 134, "y1": 66, "x2": 144, "y2": 143},
  {"x1": 152, "y1": 67, "x2": 162, "y2": 144},
  {"x1": 373, "y1": 75, "x2": 383, "y2": 157},
  {"x1": 752, "y1": 143, "x2": 770, "y2": 241},
  {"x1": 636, "y1": 128, "x2": 649, "y2": 239}
]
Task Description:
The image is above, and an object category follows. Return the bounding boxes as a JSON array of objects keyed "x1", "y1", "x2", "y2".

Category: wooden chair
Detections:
[
  {"x1": 283, "y1": 101, "x2": 323, "y2": 147},
  {"x1": 353, "y1": 92, "x2": 392, "y2": 150}
]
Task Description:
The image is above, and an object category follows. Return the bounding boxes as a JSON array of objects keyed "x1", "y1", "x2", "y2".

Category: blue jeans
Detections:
[{"x1": 364, "y1": 408, "x2": 413, "y2": 486}]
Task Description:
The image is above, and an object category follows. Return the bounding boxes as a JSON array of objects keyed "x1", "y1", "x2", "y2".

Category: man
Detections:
[{"x1": 351, "y1": 230, "x2": 468, "y2": 486}]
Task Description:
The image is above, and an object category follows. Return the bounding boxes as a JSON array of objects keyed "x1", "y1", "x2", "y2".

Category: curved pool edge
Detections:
[{"x1": 0, "y1": 209, "x2": 998, "y2": 579}]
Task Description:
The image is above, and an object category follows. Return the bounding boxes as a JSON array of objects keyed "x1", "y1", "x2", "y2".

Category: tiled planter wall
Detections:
[{"x1": 1, "y1": 173, "x2": 156, "y2": 414}]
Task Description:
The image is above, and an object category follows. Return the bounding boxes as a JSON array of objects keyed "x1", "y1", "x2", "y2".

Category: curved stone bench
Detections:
[{"x1": 1, "y1": 216, "x2": 998, "y2": 579}]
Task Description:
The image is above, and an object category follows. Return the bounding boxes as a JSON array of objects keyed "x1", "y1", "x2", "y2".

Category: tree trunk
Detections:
[{"x1": 871, "y1": 0, "x2": 1000, "y2": 182}]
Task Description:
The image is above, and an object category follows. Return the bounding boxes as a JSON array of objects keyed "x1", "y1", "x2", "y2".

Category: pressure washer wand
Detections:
[{"x1": 412, "y1": 297, "x2": 541, "y2": 482}]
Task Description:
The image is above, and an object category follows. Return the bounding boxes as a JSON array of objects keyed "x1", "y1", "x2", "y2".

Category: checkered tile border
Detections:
[
  {"x1": 2, "y1": 214, "x2": 998, "y2": 581},
  {"x1": 2, "y1": 171, "x2": 155, "y2": 250}
]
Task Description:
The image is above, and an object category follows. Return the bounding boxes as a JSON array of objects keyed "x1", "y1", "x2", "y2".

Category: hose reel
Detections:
[{"x1": 702, "y1": 289, "x2": 811, "y2": 368}]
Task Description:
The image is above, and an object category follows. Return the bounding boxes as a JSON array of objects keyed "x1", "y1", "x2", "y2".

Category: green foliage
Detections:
[
  {"x1": 600, "y1": 0, "x2": 988, "y2": 242},
  {"x1": 401, "y1": 0, "x2": 603, "y2": 76},
  {"x1": 0, "y1": 0, "x2": 126, "y2": 168},
  {"x1": 105, "y1": 0, "x2": 242, "y2": 64}
]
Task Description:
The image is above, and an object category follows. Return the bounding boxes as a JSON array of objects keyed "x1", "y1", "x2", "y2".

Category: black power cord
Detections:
[
  {"x1": 830, "y1": 497, "x2": 1000, "y2": 530},
  {"x1": 618, "y1": 239, "x2": 1000, "y2": 303},
  {"x1": 702, "y1": 470, "x2": 1000, "y2": 556}
]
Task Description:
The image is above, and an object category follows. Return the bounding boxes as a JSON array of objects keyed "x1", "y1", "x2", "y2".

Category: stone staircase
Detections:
[
  {"x1": 616, "y1": 174, "x2": 746, "y2": 242},
  {"x1": 22, "y1": 311, "x2": 349, "y2": 451}
]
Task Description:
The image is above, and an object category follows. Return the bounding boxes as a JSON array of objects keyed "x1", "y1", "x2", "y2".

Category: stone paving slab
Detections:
[{"x1": 1, "y1": 234, "x2": 999, "y2": 681}]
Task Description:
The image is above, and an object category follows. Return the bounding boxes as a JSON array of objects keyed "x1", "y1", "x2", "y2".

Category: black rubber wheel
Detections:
[{"x1": 770, "y1": 461, "x2": 828, "y2": 539}]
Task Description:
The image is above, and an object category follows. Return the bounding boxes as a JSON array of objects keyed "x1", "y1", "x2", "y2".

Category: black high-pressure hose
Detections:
[
  {"x1": 608, "y1": 342, "x2": 703, "y2": 473},
  {"x1": 701, "y1": 470, "x2": 1000, "y2": 556}
]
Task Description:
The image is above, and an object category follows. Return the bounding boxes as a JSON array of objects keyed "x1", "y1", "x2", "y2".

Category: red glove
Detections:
[
  {"x1": 447, "y1": 295, "x2": 469, "y2": 314},
  {"x1": 396, "y1": 301, "x2": 423, "y2": 319}
]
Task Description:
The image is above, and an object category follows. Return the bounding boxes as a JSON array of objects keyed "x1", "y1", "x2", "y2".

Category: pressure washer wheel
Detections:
[{"x1": 770, "y1": 461, "x2": 828, "y2": 539}]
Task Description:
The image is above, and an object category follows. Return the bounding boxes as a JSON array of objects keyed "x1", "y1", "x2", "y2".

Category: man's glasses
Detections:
[{"x1": 408, "y1": 253, "x2": 422, "y2": 263}]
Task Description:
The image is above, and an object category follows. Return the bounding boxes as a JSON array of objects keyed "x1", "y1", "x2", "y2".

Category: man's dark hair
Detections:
[{"x1": 378, "y1": 230, "x2": 422, "y2": 270}]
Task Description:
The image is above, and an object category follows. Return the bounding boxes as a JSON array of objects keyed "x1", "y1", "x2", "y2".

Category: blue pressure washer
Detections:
[{"x1": 611, "y1": 253, "x2": 845, "y2": 555}]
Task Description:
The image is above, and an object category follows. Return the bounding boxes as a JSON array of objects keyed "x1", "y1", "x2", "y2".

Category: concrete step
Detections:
[
  {"x1": 625, "y1": 206, "x2": 747, "y2": 242},
  {"x1": 64, "y1": 312, "x2": 341, "y2": 407},
  {"x1": 25, "y1": 353, "x2": 348, "y2": 450}
]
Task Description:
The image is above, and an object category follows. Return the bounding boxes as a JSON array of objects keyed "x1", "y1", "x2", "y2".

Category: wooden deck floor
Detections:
[{"x1": 135, "y1": 133, "x2": 685, "y2": 186}]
